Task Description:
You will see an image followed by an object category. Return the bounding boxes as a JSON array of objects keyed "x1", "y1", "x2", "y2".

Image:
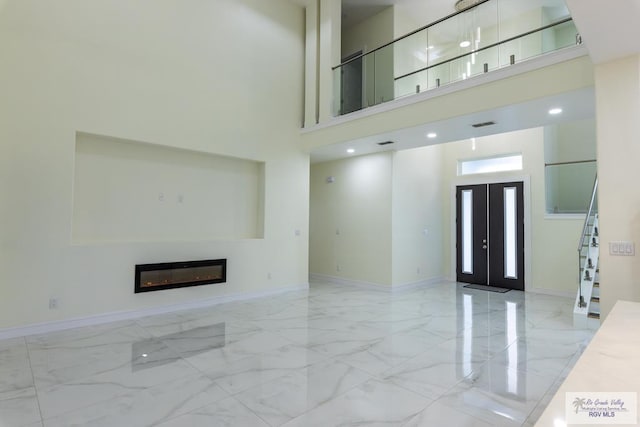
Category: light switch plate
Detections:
[{"x1": 609, "y1": 241, "x2": 635, "y2": 256}]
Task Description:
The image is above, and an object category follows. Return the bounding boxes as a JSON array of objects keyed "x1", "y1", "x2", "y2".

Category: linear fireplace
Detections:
[{"x1": 135, "y1": 259, "x2": 226, "y2": 293}]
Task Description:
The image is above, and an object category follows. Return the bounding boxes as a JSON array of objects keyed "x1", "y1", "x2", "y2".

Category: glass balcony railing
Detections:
[
  {"x1": 333, "y1": 0, "x2": 580, "y2": 116},
  {"x1": 545, "y1": 160, "x2": 597, "y2": 214}
]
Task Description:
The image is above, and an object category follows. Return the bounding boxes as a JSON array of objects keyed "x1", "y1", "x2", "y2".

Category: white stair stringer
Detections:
[{"x1": 574, "y1": 214, "x2": 599, "y2": 327}]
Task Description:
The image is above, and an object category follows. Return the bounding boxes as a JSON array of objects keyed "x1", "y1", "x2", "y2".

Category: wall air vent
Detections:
[
  {"x1": 377, "y1": 141, "x2": 395, "y2": 146},
  {"x1": 455, "y1": 0, "x2": 482, "y2": 12},
  {"x1": 471, "y1": 121, "x2": 496, "y2": 128}
]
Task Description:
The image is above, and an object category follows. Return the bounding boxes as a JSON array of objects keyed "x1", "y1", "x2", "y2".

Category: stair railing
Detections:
[{"x1": 577, "y1": 175, "x2": 598, "y2": 307}]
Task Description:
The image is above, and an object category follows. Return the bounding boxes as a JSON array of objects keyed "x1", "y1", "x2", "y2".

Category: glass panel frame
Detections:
[{"x1": 544, "y1": 161, "x2": 597, "y2": 214}]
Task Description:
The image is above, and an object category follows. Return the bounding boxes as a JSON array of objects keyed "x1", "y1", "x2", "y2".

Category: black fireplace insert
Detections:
[{"x1": 135, "y1": 259, "x2": 226, "y2": 293}]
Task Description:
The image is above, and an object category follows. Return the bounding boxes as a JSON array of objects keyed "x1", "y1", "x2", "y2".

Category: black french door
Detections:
[{"x1": 456, "y1": 182, "x2": 524, "y2": 291}]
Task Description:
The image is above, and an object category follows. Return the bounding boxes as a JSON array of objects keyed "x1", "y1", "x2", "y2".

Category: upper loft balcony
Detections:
[
  {"x1": 299, "y1": 0, "x2": 593, "y2": 157},
  {"x1": 333, "y1": 0, "x2": 581, "y2": 117}
]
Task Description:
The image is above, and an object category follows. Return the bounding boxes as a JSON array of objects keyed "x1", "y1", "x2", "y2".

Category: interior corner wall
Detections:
[
  {"x1": 441, "y1": 127, "x2": 583, "y2": 295},
  {"x1": 342, "y1": 7, "x2": 394, "y2": 58},
  {"x1": 0, "y1": 0, "x2": 308, "y2": 330},
  {"x1": 318, "y1": 0, "x2": 341, "y2": 121},
  {"x1": 594, "y1": 54, "x2": 640, "y2": 319},
  {"x1": 341, "y1": 7, "x2": 395, "y2": 107},
  {"x1": 391, "y1": 146, "x2": 445, "y2": 286},
  {"x1": 304, "y1": 0, "x2": 319, "y2": 128},
  {"x1": 309, "y1": 153, "x2": 393, "y2": 286}
]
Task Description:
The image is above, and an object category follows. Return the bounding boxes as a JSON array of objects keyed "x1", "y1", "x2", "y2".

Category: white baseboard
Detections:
[
  {"x1": 309, "y1": 274, "x2": 391, "y2": 292},
  {"x1": 392, "y1": 277, "x2": 450, "y2": 292},
  {"x1": 527, "y1": 286, "x2": 575, "y2": 299},
  {"x1": 309, "y1": 273, "x2": 448, "y2": 293},
  {"x1": 0, "y1": 283, "x2": 309, "y2": 341}
]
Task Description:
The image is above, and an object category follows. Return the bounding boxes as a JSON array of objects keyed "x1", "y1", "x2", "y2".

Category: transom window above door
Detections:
[{"x1": 458, "y1": 154, "x2": 523, "y2": 176}]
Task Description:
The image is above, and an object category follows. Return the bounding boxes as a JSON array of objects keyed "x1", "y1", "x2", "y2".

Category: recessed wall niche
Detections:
[{"x1": 72, "y1": 132, "x2": 265, "y2": 243}]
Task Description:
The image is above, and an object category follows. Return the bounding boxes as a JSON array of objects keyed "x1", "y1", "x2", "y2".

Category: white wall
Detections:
[
  {"x1": 73, "y1": 133, "x2": 265, "y2": 242},
  {"x1": 304, "y1": 0, "x2": 319, "y2": 127},
  {"x1": 595, "y1": 54, "x2": 640, "y2": 319},
  {"x1": 0, "y1": 0, "x2": 308, "y2": 329},
  {"x1": 309, "y1": 153, "x2": 393, "y2": 286},
  {"x1": 392, "y1": 146, "x2": 445, "y2": 286},
  {"x1": 441, "y1": 127, "x2": 582, "y2": 295},
  {"x1": 342, "y1": 7, "x2": 394, "y2": 57},
  {"x1": 310, "y1": 128, "x2": 583, "y2": 295},
  {"x1": 309, "y1": 146, "x2": 445, "y2": 288},
  {"x1": 319, "y1": 0, "x2": 342, "y2": 120},
  {"x1": 557, "y1": 122, "x2": 595, "y2": 159},
  {"x1": 393, "y1": 5, "x2": 421, "y2": 37}
]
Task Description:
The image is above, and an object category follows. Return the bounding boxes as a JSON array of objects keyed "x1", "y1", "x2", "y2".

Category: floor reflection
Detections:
[
  {"x1": 455, "y1": 288, "x2": 531, "y2": 417},
  {"x1": 4, "y1": 281, "x2": 593, "y2": 426},
  {"x1": 132, "y1": 322, "x2": 226, "y2": 371}
]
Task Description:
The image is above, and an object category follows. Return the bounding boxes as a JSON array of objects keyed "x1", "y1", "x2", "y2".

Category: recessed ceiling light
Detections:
[
  {"x1": 426, "y1": 45, "x2": 434, "y2": 50},
  {"x1": 426, "y1": 132, "x2": 437, "y2": 139},
  {"x1": 459, "y1": 40, "x2": 471, "y2": 48},
  {"x1": 549, "y1": 107, "x2": 563, "y2": 115},
  {"x1": 347, "y1": 148, "x2": 355, "y2": 154}
]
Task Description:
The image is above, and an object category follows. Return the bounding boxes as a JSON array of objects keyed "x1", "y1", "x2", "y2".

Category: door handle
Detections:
[
  {"x1": 482, "y1": 245, "x2": 487, "y2": 249},
  {"x1": 482, "y1": 239, "x2": 487, "y2": 243}
]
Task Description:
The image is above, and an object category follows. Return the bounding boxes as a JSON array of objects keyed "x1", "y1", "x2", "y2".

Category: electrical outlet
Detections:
[{"x1": 49, "y1": 298, "x2": 58, "y2": 309}]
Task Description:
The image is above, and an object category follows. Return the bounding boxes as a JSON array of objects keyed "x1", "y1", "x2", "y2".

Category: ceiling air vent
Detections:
[
  {"x1": 377, "y1": 141, "x2": 395, "y2": 146},
  {"x1": 455, "y1": 0, "x2": 482, "y2": 12},
  {"x1": 471, "y1": 120, "x2": 496, "y2": 128}
]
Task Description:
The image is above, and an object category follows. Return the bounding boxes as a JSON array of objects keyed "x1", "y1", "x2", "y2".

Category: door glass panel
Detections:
[
  {"x1": 504, "y1": 187, "x2": 517, "y2": 279},
  {"x1": 462, "y1": 190, "x2": 473, "y2": 274}
]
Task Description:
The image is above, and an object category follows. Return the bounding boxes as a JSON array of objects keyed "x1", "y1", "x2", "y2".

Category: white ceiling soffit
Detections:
[
  {"x1": 309, "y1": 87, "x2": 595, "y2": 163},
  {"x1": 565, "y1": 0, "x2": 640, "y2": 64}
]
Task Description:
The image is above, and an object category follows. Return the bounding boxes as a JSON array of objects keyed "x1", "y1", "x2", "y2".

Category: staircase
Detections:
[{"x1": 574, "y1": 176, "x2": 599, "y2": 326}]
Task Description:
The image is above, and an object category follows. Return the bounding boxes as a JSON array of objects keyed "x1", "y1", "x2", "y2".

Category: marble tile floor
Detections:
[{"x1": 0, "y1": 280, "x2": 595, "y2": 427}]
